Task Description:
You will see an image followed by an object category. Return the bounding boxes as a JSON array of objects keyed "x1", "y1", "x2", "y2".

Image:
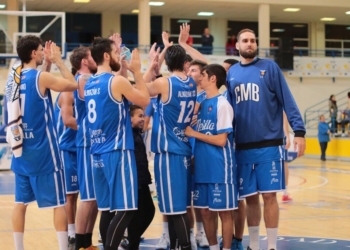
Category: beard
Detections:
[
  {"x1": 239, "y1": 49, "x2": 257, "y2": 59},
  {"x1": 110, "y1": 57, "x2": 121, "y2": 72},
  {"x1": 88, "y1": 65, "x2": 97, "y2": 74}
]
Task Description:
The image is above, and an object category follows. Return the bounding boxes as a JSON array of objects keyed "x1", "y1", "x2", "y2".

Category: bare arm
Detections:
[
  {"x1": 146, "y1": 77, "x2": 168, "y2": 100},
  {"x1": 185, "y1": 126, "x2": 228, "y2": 147},
  {"x1": 179, "y1": 23, "x2": 207, "y2": 63},
  {"x1": 42, "y1": 41, "x2": 52, "y2": 72},
  {"x1": 39, "y1": 42, "x2": 77, "y2": 94},
  {"x1": 144, "y1": 43, "x2": 160, "y2": 82},
  {"x1": 60, "y1": 92, "x2": 77, "y2": 130},
  {"x1": 158, "y1": 32, "x2": 173, "y2": 68},
  {"x1": 112, "y1": 49, "x2": 150, "y2": 107}
]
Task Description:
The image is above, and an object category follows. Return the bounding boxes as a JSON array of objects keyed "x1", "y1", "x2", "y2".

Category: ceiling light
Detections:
[
  {"x1": 131, "y1": 9, "x2": 139, "y2": 13},
  {"x1": 320, "y1": 17, "x2": 336, "y2": 21},
  {"x1": 149, "y1": 2, "x2": 164, "y2": 6},
  {"x1": 293, "y1": 24, "x2": 305, "y2": 28},
  {"x1": 272, "y1": 29, "x2": 285, "y2": 32},
  {"x1": 283, "y1": 8, "x2": 300, "y2": 12},
  {"x1": 197, "y1": 12, "x2": 214, "y2": 16},
  {"x1": 0, "y1": 4, "x2": 6, "y2": 9},
  {"x1": 346, "y1": 27, "x2": 350, "y2": 30},
  {"x1": 74, "y1": 0, "x2": 90, "y2": 2},
  {"x1": 177, "y1": 20, "x2": 191, "y2": 23},
  {"x1": 346, "y1": 11, "x2": 350, "y2": 15}
]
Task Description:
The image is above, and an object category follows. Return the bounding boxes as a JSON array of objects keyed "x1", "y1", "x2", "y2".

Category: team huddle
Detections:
[{"x1": 6, "y1": 24, "x2": 306, "y2": 250}]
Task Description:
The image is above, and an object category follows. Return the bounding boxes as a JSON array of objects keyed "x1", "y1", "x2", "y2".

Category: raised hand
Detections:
[
  {"x1": 149, "y1": 43, "x2": 161, "y2": 62},
  {"x1": 109, "y1": 33, "x2": 122, "y2": 48},
  {"x1": 179, "y1": 23, "x2": 190, "y2": 45},
  {"x1": 49, "y1": 42, "x2": 63, "y2": 64},
  {"x1": 126, "y1": 48, "x2": 141, "y2": 74},
  {"x1": 43, "y1": 41, "x2": 53, "y2": 64},
  {"x1": 162, "y1": 31, "x2": 173, "y2": 48}
]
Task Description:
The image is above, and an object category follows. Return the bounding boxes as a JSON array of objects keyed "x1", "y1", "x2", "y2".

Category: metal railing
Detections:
[{"x1": 304, "y1": 88, "x2": 350, "y2": 129}]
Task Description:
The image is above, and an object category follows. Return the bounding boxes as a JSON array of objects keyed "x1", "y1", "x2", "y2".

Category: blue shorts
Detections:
[
  {"x1": 15, "y1": 170, "x2": 66, "y2": 208},
  {"x1": 193, "y1": 183, "x2": 237, "y2": 211},
  {"x1": 92, "y1": 150, "x2": 138, "y2": 212},
  {"x1": 77, "y1": 147, "x2": 96, "y2": 201},
  {"x1": 61, "y1": 151, "x2": 79, "y2": 194},
  {"x1": 154, "y1": 152, "x2": 191, "y2": 214},
  {"x1": 237, "y1": 160, "x2": 286, "y2": 198}
]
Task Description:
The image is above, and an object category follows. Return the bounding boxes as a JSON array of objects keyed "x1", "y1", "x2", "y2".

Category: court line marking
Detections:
[{"x1": 289, "y1": 175, "x2": 328, "y2": 193}]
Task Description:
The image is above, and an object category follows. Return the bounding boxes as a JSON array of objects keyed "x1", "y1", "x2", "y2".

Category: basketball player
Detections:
[
  {"x1": 222, "y1": 58, "x2": 245, "y2": 250},
  {"x1": 226, "y1": 29, "x2": 306, "y2": 250},
  {"x1": 54, "y1": 90, "x2": 78, "y2": 250},
  {"x1": 187, "y1": 59, "x2": 210, "y2": 248},
  {"x1": 147, "y1": 42, "x2": 196, "y2": 249},
  {"x1": 10, "y1": 36, "x2": 77, "y2": 250},
  {"x1": 69, "y1": 46, "x2": 99, "y2": 250},
  {"x1": 84, "y1": 37, "x2": 149, "y2": 250},
  {"x1": 185, "y1": 64, "x2": 236, "y2": 250}
]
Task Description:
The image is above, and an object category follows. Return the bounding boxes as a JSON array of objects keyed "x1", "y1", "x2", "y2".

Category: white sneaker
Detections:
[
  {"x1": 156, "y1": 233, "x2": 170, "y2": 250},
  {"x1": 195, "y1": 231, "x2": 209, "y2": 248},
  {"x1": 190, "y1": 233, "x2": 197, "y2": 250}
]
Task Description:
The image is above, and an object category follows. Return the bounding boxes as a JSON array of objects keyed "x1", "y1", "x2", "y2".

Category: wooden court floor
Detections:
[{"x1": 0, "y1": 157, "x2": 349, "y2": 249}]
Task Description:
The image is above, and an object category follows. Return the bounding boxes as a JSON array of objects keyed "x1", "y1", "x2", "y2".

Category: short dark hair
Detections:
[
  {"x1": 165, "y1": 45, "x2": 186, "y2": 72},
  {"x1": 90, "y1": 37, "x2": 114, "y2": 65},
  {"x1": 129, "y1": 104, "x2": 143, "y2": 116},
  {"x1": 70, "y1": 46, "x2": 90, "y2": 71},
  {"x1": 16, "y1": 35, "x2": 42, "y2": 64},
  {"x1": 237, "y1": 29, "x2": 255, "y2": 41},
  {"x1": 185, "y1": 54, "x2": 193, "y2": 63},
  {"x1": 202, "y1": 64, "x2": 227, "y2": 89},
  {"x1": 189, "y1": 59, "x2": 207, "y2": 70},
  {"x1": 71, "y1": 67, "x2": 77, "y2": 76},
  {"x1": 223, "y1": 59, "x2": 239, "y2": 66},
  {"x1": 329, "y1": 94, "x2": 334, "y2": 100}
]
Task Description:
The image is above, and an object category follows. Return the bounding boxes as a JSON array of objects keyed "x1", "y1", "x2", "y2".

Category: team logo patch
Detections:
[
  {"x1": 207, "y1": 105, "x2": 213, "y2": 113},
  {"x1": 260, "y1": 70, "x2": 266, "y2": 78},
  {"x1": 11, "y1": 125, "x2": 21, "y2": 141}
]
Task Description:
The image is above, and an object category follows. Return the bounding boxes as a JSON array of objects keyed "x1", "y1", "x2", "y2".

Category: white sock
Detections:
[
  {"x1": 283, "y1": 187, "x2": 288, "y2": 196},
  {"x1": 267, "y1": 228, "x2": 278, "y2": 250},
  {"x1": 223, "y1": 248, "x2": 231, "y2": 250},
  {"x1": 209, "y1": 244, "x2": 220, "y2": 250},
  {"x1": 68, "y1": 224, "x2": 75, "y2": 238},
  {"x1": 196, "y1": 222, "x2": 204, "y2": 233},
  {"x1": 57, "y1": 231, "x2": 68, "y2": 250},
  {"x1": 162, "y1": 222, "x2": 169, "y2": 236},
  {"x1": 190, "y1": 228, "x2": 195, "y2": 239},
  {"x1": 13, "y1": 232, "x2": 24, "y2": 250},
  {"x1": 248, "y1": 226, "x2": 260, "y2": 250}
]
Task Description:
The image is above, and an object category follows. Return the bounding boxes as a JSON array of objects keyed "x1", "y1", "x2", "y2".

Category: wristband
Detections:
[{"x1": 155, "y1": 74, "x2": 163, "y2": 79}]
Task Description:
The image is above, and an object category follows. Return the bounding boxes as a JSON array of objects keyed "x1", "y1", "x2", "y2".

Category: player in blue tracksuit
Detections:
[
  {"x1": 85, "y1": 36, "x2": 149, "y2": 250},
  {"x1": 226, "y1": 29, "x2": 306, "y2": 250},
  {"x1": 10, "y1": 36, "x2": 77, "y2": 250},
  {"x1": 185, "y1": 64, "x2": 236, "y2": 250}
]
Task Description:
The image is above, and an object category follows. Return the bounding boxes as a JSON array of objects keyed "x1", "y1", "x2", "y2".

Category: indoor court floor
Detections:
[{"x1": 0, "y1": 157, "x2": 349, "y2": 249}]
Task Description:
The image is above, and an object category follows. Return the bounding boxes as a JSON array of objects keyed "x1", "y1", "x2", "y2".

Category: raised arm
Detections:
[
  {"x1": 42, "y1": 41, "x2": 52, "y2": 72},
  {"x1": 179, "y1": 23, "x2": 207, "y2": 63},
  {"x1": 39, "y1": 43, "x2": 77, "y2": 95},
  {"x1": 112, "y1": 49, "x2": 150, "y2": 107},
  {"x1": 158, "y1": 31, "x2": 173, "y2": 68}
]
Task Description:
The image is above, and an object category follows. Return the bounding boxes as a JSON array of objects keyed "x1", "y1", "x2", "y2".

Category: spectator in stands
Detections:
[
  {"x1": 318, "y1": 115, "x2": 331, "y2": 161},
  {"x1": 328, "y1": 94, "x2": 338, "y2": 134},
  {"x1": 340, "y1": 91, "x2": 350, "y2": 136},
  {"x1": 226, "y1": 34, "x2": 237, "y2": 55},
  {"x1": 201, "y1": 28, "x2": 214, "y2": 55}
]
